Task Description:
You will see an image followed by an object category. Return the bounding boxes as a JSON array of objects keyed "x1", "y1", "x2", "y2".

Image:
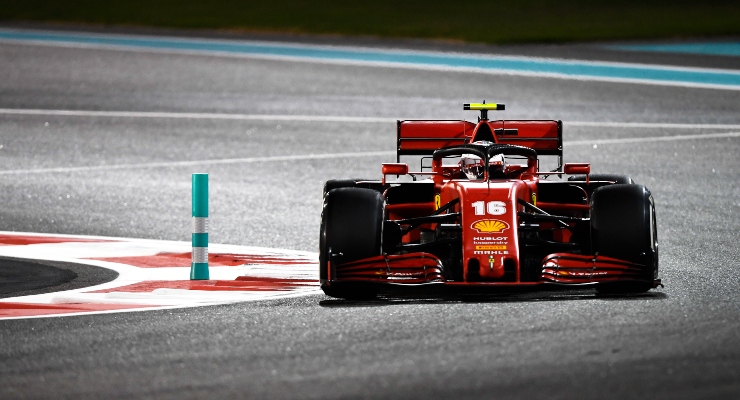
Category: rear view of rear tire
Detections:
[
  {"x1": 590, "y1": 184, "x2": 658, "y2": 294},
  {"x1": 319, "y1": 188, "x2": 384, "y2": 299}
]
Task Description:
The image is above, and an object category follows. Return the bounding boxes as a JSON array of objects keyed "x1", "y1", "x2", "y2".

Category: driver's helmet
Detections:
[
  {"x1": 460, "y1": 154, "x2": 485, "y2": 179},
  {"x1": 459, "y1": 153, "x2": 507, "y2": 180}
]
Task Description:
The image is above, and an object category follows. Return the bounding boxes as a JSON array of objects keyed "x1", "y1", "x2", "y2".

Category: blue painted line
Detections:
[
  {"x1": 2, "y1": 29, "x2": 740, "y2": 89},
  {"x1": 611, "y1": 42, "x2": 740, "y2": 57}
]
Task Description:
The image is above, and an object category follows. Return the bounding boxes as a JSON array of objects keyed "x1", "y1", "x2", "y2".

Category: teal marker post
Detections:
[{"x1": 190, "y1": 173, "x2": 209, "y2": 280}]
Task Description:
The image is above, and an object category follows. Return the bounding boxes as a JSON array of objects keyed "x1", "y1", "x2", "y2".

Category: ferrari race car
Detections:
[{"x1": 320, "y1": 103, "x2": 660, "y2": 299}]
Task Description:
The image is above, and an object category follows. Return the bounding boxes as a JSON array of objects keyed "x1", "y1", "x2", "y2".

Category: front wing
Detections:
[{"x1": 327, "y1": 252, "x2": 661, "y2": 288}]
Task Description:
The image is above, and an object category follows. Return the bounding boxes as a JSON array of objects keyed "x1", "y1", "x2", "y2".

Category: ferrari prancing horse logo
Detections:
[{"x1": 471, "y1": 219, "x2": 510, "y2": 233}]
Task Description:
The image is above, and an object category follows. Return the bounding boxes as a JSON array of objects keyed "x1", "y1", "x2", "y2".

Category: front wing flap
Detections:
[
  {"x1": 541, "y1": 253, "x2": 661, "y2": 287},
  {"x1": 334, "y1": 253, "x2": 445, "y2": 284},
  {"x1": 330, "y1": 252, "x2": 661, "y2": 288}
]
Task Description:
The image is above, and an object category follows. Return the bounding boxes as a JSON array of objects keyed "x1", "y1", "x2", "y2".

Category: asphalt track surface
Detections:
[
  {"x1": 0, "y1": 257, "x2": 118, "y2": 298},
  {"x1": 1, "y1": 26, "x2": 739, "y2": 399}
]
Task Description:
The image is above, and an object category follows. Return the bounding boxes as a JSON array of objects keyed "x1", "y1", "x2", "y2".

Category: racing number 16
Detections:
[{"x1": 472, "y1": 201, "x2": 506, "y2": 216}]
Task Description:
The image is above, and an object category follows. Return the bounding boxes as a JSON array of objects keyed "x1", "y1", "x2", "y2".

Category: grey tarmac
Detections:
[{"x1": 0, "y1": 26, "x2": 738, "y2": 399}]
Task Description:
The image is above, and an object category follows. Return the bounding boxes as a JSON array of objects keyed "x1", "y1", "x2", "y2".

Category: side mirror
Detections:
[
  {"x1": 564, "y1": 163, "x2": 590, "y2": 175},
  {"x1": 382, "y1": 163, "x2": 409, "y2": 176},
  {"x1": 382, "y1": 163, "x2": 409, "y2": 184}
]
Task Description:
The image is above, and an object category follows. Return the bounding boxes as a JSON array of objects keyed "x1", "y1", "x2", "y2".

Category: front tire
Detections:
[
  {"x1": 590, "y1": 184, "x2": 658, "y2": 294},
  {"x1": 319, "y1": 188, "x2": 384, "y2": 299},
  {"x1": 322, "y1": 179, "x2": 360, "y2": 198}
]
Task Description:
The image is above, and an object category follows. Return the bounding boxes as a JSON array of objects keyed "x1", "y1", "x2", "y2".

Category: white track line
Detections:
[
  {"x1": 0, "y1": 108, "x2": 396, "y2": 123},
  {"x1": 0, "y1": 132, "x2": 737, "y2": 176},
  {"x1": 2, "y1": 108, "x2": 740, "y2": 130},
  {"x1": 0, "y1": 151, "x2": 396, "y2": 175},
  {"x1": 570, "y1": 131, "x2": 740, "y2": 145},
  {"x1": 2, "y1": 34, "x2": 740, "y2": 91},
  {"x1": 1, "y1": 108, "x2": 738, "y2": 175},
  {"x1": 566, "y1": 121, "x2": 740, "y2": 130}
]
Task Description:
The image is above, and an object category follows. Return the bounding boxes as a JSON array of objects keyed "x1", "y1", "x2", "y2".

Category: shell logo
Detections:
[{"x1": 471, "y1": 219, "x2": 509, "y2": 233}]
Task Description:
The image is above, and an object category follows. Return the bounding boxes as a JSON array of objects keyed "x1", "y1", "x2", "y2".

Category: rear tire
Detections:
[
  {"x1": 319, "y1": 188, "x2": 384, "y2": 299},
  {"x1": 590, "y1": 184, "x2": 658, "y2": 294}
]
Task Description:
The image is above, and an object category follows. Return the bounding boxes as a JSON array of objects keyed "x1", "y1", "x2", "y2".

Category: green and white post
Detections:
[{"x1": 190, "y1": 173, "x2": 209, "y2": 280}]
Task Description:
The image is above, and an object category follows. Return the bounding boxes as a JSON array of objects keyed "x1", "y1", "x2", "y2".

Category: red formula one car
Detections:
[{"x1": 320, "y1": 103, "x2": 660, "y2": 299}]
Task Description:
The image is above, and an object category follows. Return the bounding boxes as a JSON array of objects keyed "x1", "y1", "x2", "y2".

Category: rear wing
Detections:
[
  {"x1": 397, "y1": 119, "x2": 563, "y2": 162},
  {"x1": 481, "y1": 120, "x2": 563, "y2": 156},
  {"x1": 396, "y1": 120, "x2": 476, "y2": 160}
]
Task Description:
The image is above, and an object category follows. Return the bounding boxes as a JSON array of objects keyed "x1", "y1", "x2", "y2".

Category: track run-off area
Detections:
[
  {"x1": 0, "y1": 27, "x2": 739, "y2": 399},
  {"x1": 2, "y1": 28, "x2": 740, "y2": 90}
]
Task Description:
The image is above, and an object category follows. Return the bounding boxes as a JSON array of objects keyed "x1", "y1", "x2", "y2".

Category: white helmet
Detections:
[
  {"x1": 460, "y1": 154, "x2": 485, "y2": 180},
  {"x1": 459, "y1": 153, "x2": 507, "y2": 180}
]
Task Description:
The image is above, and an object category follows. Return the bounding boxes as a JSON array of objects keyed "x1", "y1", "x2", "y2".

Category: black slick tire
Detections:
[
  {"x1": 322, "y1": 179, "x2": 360, "y2": 198},
  {"x1": 590, "y1": 184, "x2": 658, "y2": 294},
  {"x1": 319, "y1": 188, "x2": 384, "y2": 300}
]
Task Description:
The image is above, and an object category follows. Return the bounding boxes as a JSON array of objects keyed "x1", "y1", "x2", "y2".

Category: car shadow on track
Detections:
[{"x1": 318, "y1": 290, "x2": 668, "y2": 307}]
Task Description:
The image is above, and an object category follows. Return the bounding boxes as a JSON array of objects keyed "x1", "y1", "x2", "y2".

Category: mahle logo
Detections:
[{"x1": 471, "y1": 219, "x2": 509, "y2": 233}]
